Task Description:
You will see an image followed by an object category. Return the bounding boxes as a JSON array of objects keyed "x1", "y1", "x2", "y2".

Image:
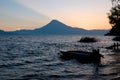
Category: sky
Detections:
[{"x1": 0, "y1": 0, "x2": 112, "y2": 31}]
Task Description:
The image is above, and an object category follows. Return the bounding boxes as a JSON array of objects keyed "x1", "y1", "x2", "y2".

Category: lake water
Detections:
[{"x1": 0, "y1": 35, "x2": 119, "y2": 80}]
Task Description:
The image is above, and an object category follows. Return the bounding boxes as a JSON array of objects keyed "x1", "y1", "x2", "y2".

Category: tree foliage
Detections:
[
  {"x1": 111, "y1": 0, "x2": 120, "y2": 6},
  {"x1": 106, "y1": 0, "x2": 120, "y2": 35}
]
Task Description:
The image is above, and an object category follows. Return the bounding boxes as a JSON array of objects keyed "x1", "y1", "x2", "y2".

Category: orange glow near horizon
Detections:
[
  {"x1": 53, "y1": 13, "x2": 111, "y2": 30},
  {"x1": 0, "y1": 17, "x2": 111, "y2": 31},
  {"x1": 0, "y1": 0, "x2": 112, "y2": 31}
]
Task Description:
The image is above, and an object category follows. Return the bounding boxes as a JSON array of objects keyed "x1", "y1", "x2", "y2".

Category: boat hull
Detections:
[{"x1": 59, "y1": 50, "x2": 102, "y2": 63}]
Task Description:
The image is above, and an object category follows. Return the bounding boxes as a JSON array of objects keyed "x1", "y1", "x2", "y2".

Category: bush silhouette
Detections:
[
  {"x1": 78, "y1": 37, "x2": 97, "y2": 43},
  {"x1": 113, "y1": 36, "x2": 120, "y2": 41}
]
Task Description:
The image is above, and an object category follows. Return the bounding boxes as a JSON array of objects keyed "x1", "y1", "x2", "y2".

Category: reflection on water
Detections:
[{"x1": 0, "y1": 35, "x2": 119, "y2": 80}]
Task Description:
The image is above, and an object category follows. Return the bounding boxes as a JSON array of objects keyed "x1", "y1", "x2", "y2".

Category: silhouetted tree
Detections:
[{"x1": 106, "y1": 0, "x2": 120, "y2": 35}]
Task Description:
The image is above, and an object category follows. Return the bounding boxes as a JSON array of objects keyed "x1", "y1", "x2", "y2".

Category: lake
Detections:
[{"x1": 0, "y1": 35, "x2": 119, "y2": 80}]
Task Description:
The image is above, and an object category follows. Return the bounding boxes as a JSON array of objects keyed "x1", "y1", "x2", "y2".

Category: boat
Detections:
[{"x1": 59, "y1": 49, "x2": 103, "y2": 63}]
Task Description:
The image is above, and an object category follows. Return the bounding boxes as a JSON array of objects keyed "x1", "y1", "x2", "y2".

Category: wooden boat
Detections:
[{"x1": 59, "y1": 49, "x2": 103, "y2": 63}]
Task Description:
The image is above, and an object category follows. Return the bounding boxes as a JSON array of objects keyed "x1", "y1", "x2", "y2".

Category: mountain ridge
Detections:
[{"x1": 0, "y1": 20, "x2": 108, "y2": 35}]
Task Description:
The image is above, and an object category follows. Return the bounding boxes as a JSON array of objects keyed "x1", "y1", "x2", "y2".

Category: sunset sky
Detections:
[{"x1": 0, "y1": 0, "x2": 112, "y2": 31}]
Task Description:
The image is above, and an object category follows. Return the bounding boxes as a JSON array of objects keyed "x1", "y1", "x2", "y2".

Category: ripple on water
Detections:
[{"x1": 0, "y1": 35, "x2": 119, "y2": 80}]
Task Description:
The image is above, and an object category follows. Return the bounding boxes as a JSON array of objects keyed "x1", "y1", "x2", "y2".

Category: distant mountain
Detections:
[
  {"x1": 0, "y1": 30, "x2": 9, "y2": 34},
  {"x1": 87, "y1": 29, "x2": 109, "y2": 35},
  {"x1": 34, "y1": 20, "x2": 87, "y2": 34},
  {"x1": 0, "y1": 30, "x2": 5, "y2": 33},
  {"x1": 0, "y1": 20, "x2": 108, "y2": 35}
]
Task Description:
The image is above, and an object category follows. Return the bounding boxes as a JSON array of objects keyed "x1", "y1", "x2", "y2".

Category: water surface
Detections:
[{"x1": 0, "y1": 35, "x2": 119, "y2": 80}]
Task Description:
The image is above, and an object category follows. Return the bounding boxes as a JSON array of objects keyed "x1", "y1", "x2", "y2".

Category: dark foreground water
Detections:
[{"x1": 0, "y1": 35, "x2": 120, "y2": 80}]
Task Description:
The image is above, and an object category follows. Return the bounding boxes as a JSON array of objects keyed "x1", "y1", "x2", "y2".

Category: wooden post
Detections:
[
  {"x1": 117, "y1": 43, "x2": 119, "y2": 50},
  {"x1": 97, "y1": 49, "x2": 100, "y2": 54},
  {"x1": 113, "y1": 43, "x2": 116, "y2": 50}
]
